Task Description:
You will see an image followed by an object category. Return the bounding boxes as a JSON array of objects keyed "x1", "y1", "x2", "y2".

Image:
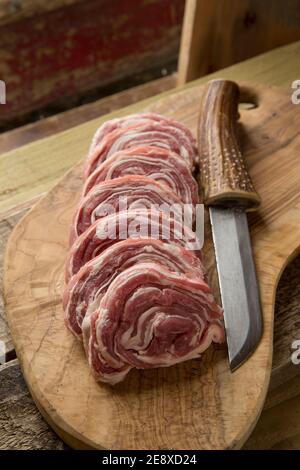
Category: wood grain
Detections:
[
  {"x1": 177, "y1": 0, "x2": 300, "y2": 85},
  {"x1": 0, "y1": 207, "x2": 30, "y2": 360},
  {"x1": 0, "y1": 75, "x2": 176, "y2": 155},
  {"x1": 272, "y1": 255, "x2": 300, "y2": 389},
  {"x1": 1, "y1": 356, "x2": 299, "y2": 450},
  {"x1": 0, "y1": 359, "x2": 66, "y2": 450},
  {"x1": 4, "y1": 83, "x2": 300, "y2": 449},
  {"x1": 245, "y1": 391, "x2": 300, "y2": 450},
  {"x1": 0, "y1": 0, "x2": 82, "y2": 26},
  {"x1": 0, "y1": 0, "x2": 183, "y2": 127},
  {"x1": 1, "y1": 356, "x2": 300, "y2": 450},
  {"x1": 0, "y1": 41, "x2": 299, "y2": 215},
  {"x1": 264, "y1": 374, "x2": 300, "y2": 410}
]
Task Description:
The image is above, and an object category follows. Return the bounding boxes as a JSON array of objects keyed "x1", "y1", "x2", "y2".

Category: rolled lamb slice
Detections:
[
  {"x1": 70, "y1": 175, "x2": 190, "y2": 243},
  {"x1": 84, "y1": 121, "x2": 196, "y2": 177},
  {"x1": 66, "y1": 208, "x2": 201, "y2": 281},
  {"x1": 83, "y1": 146, "x2": 199, "y2": 205},
  {"x1": 88, "y1": 262, "x2": 224, "y2": 385},
  {"x1": 63, "y1": 238, "x2": 204, "y2": 340},
  {"x1": 88, "y1": 112, "x2": 197, "y2": 162}
]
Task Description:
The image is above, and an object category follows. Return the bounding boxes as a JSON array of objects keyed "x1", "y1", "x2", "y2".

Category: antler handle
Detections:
[{"x1": 198, "y1": 79, "x2": 260, "y2": 210}]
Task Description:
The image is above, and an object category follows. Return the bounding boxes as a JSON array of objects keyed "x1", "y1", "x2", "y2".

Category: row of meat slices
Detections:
[{"x1": 63, "y1": 112, "x2": 224, "y2": 385}]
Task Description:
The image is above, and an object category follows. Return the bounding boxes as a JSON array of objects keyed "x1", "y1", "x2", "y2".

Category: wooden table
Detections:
[{"x1": 1, "y1": 41, "x2": 300, "y2": 450}]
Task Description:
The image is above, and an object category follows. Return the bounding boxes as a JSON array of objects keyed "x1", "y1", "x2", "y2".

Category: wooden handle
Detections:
[{"x1": 198, "y1": 79, "x2": 260, "y2": 210}]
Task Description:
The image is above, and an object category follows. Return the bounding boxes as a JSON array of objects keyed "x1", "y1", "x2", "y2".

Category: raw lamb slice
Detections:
[
  {"x1": 65, "y1": 208, "x2": 201, "y2": 281},
  {"x1": 88, "y1": 262, "x2": 224, "y2": 384},
  {"x1": 70, "y1": 175, "x2": 188, "y2": 243},
  {"x1": 88, "y1": 112, "x2": 197, "y2": 164},
  {"x1": 84, "y1": 121, "x2": 196, "y2": 177},
  {"x1": 63, "y1": 238, "x2": 204, "y2": 339},
  {"x1": 83, "y1": 146, "x2": 199, "y2": 205}
]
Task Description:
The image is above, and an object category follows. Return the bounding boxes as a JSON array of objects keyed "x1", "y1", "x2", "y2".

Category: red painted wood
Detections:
[{"x1": 0, "y1": 0, "x2": 184, "y2": 126}]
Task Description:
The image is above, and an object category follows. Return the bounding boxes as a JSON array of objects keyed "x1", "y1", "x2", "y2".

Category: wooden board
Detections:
[
  {"x1": 177, "y1": 0, "x2": 300, "y2": 85},
  {"x1": 4, "y1": 83, "x2": 300, "y2": 450},
  {"x1": 0, "y1": 0, "x2": 183, "y2": 127}
]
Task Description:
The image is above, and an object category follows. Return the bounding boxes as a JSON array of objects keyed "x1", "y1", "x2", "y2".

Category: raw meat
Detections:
[
  {"x1": 88, "y1": 112, "x2": 197, "y2": 164},
  {"x1": 70, "y1": 175, "x2": 189, "y2": 243},
  {"x1": 66, "y1": 208, "x2": 201, "y2": 281},
  {"x1": 84, "y1": 120, "x2": 197, "y2": 177},
  {"x1": 63, "y1": 238, "x2": 204, "y2": 340},
  {"x1": 88, "y1": 262, "x2": 224, "y2": 384},
  {"x1": 63, "y1": 112, "x2": 223, "y2": 385},
  {"x1": 83, "y1": 146, "x2": 199, "y2": 205}
]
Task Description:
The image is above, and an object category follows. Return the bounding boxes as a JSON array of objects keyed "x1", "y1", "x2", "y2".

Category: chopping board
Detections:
[{"x1": 4, "y1": 83, "x2": 300, "y2": 450}]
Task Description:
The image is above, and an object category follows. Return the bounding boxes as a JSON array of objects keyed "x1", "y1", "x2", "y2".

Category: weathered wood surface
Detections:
[
  {"x1": 4, "y1": 82, "x2": 300, "y2": 450},
  {"x1": 178, "y1": 0, "x2": 300, "y2": 85},
  {"x1": 272, "y1": 256, "x2": 300, "y2": 389},
  {"x1": 0, "y1": 0, "x2": 82, "y2": 26},
  {"x1": 245, "y1": 389, "x2": 300, "y2": 450},
  {"x1": 0, "y1": 75, "x2": 176, "y2": 156},
  {"x1": 1, "y1": 41, "x2": 299, "y2": 215},
  {"x1": 0, "y1": 0, "x2": 184, "y2": 127},
  {"x1": 0, "y1": 360, "x2": 66, "y2": 450},
  {"x1": 264, "y1": 374, "x2": 300, "y2": 411}
]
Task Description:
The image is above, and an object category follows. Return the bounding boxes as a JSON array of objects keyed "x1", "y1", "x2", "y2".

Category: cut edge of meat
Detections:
[
  {"x1": 83, "y1": 145, "x2": 200, "y2": 206},
  {"x1": 88, "y1": 262, "x2": 224, "y2": 384}
]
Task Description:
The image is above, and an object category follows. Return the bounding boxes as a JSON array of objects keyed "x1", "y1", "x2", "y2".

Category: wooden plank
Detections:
[
  {"x1": 0, "y1": 359, "x2": 66, "y2": 450},
  {"x1": 177, "y1": 0, "x2": 204, "y2": 85},
  {"x1": 244, "y1": 391, "x2": 300, "y2": 450},
  {"x1": 265, "y1": 375, "x2": 300, "y2": 410},
  {"x1": 272, "y1": 256, "x2": 300, "y2": 389},
  {"x1": 0, "y1": 0, "x2": 83, "y2": 26},
  {"x1": 0, "y1": 0, "x2": 184, "y2": 127},
  {"x1": 0, "y1": 41, "x2": 299, "y2": 214},
  {"x1": 0, "y1": 75, "x2": 176, "y2": 155},
  {"x1": 178, "y1": 0, "x2": 300, "y2": 85}
]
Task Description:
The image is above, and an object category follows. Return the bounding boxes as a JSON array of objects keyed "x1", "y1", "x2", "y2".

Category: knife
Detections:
[{"x1": 198, "y1": 79, "x2": 263, "y2": 370}]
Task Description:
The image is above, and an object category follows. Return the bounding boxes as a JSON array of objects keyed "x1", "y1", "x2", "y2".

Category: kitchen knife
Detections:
[{"x1": 198, "y1": 79, "x2": 263, "y2": 370}]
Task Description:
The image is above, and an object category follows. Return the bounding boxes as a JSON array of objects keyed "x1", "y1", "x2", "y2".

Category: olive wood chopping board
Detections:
[{"x1": 4, "y1": 83, "x2": 300, "y2": 450}]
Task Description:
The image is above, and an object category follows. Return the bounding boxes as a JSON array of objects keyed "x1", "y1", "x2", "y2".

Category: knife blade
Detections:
[
  {"x1": 210, "y1": 207, "x2": 262, "y2": 369},
  {"x1": 198, "y1": 79, "x2": 263, "y2": 370}
]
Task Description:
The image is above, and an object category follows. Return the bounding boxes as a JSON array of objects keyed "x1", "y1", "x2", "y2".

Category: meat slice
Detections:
[
  {"x1": 63, "y1": 239, "x2": 204, "y2": 340},
  {"x1": 89, "y1": 112, "x2": 197, "y2": 163},
  {"x1": 84, "y1": 120, "x2": 197, "y2": 177},
  {"x1": 66, "y1": 208, "x2": 201, "y2": 281},
  {"x1": 70, "y1": 175, "x2": 189, "y2": 243},
  {"x1": 83, "y1": 146, "x2": 199, "y2": 205},
  {"x1": 88, "y1": 262, "x2": 224, "y2": 384}
]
